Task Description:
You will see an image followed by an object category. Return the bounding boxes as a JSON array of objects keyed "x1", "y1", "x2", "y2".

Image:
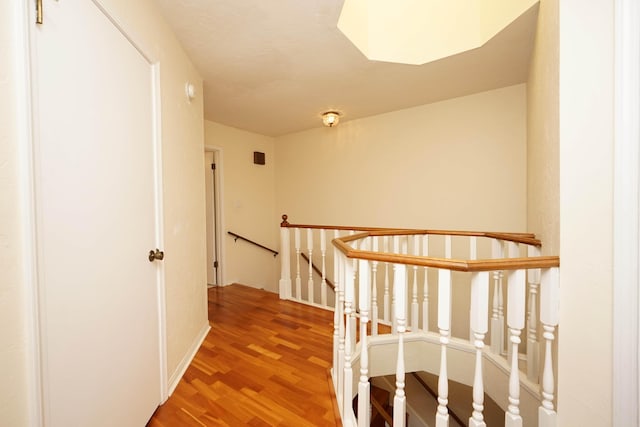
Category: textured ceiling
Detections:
[{"x1": 153, "y1": 0, "x2": 538, "y2": 137}]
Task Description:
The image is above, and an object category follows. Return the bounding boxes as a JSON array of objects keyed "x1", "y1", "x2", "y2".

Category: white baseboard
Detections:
[{"x1": 165, "y1": 323, "x2": 211, "y2": 399}]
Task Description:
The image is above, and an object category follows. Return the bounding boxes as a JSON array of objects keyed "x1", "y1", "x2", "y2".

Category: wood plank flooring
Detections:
[{"x1": 148, "y1": 284, "x2": 341, "y2": 427}]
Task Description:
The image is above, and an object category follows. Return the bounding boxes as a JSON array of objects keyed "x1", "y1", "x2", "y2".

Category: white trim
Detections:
[
  {"x1": 151, "y1": 63, "x2": 169, "y2": 402},
  {"x1": 166, "y1": 324, "x2": 211, "y2": 397},
  {"x1": 205, "y1": 144, "x2": 228, "y2": 285},
  {"x1": 91, "y1": 0, "x2": 157, "y2": 63},
  {"x1": 613, "y1": 0, "x2": 640, "y2": 424},
  {"x1": 203, "y1": 150, "x2": 216, "y2": 286},
  {"x1": 16, "y1": 1, "x2": 43, "y2": 425}
]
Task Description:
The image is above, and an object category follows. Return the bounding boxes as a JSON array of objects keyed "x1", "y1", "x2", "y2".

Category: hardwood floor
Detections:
[{"x1": 148, "y1": 284, "x2": 341, "y2": 427}]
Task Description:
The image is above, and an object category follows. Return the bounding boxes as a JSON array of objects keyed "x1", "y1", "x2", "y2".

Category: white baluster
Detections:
[
  {"x1": 499, "y1": 242, "x2": 514, "y2": 357},
  {"x1": 294, "y1": 228, "x2": 302, "y2": 300},
  {"x1": 491, "y1": 269, "x2": 500, "y2": 354},
  {"x1": 332, "y1": 230, "x2": 341, "y2": 387},
  {"x1": 506, "y1": 242, "x2": 520, "y2": 360},
  {"x1": 469, "y1": 271, "x2": 489, "y2": 427},
  {"x1": 320, "y1": 229, "x2": 327, "y2": 307},
  {"x1": 348, "y1": 232, "x2": 357, "y2": 355},
  {"x1": 445, "y1": 235, "x2": 452, "y2": 258},
  {"x1": 539, "y1": 267, "x2": 559, "y2": 427},
  {"x1": 393, "y1": 263, "x2": 407, "y2": 427},
  {"x1": 490, "y1": 239, "x2": 504, "y2": 355},
  {"x1": 383, "y1": 236, "x2": 391, "y2": 323},
  {"x1": 336, "y1": 247, "x2": 345, "y2": 407},
  {"x1": 527, "y1": 246, "x2": 541, "y2": 382},
  {"x1": 499, "y1": 270, "x2": 505, "y2": 355},
  {"x1": 422, "y1": 234, "x2": 430, "y2": 331},
  {"x1": 436, "y1": 269, "x2": 451, "y2": 427},
  {"x1": 392, "y1": 236, "x2": 400, "y2": 333},
  {"x1": 470, "y1": 236, "x2": 478, "y2": 260},
  {"x1": 505, "y1": 268, "x2": 525, "y2": 427},
  {"x1": 350, "y1": 237, "x2": 358, "y2": 356},
  {"x1": 411, "y1": 235, "x2": 420, "y2": 331},
  {"x1": 358, "y1": 257, "x2": 371, "y2": 427},
  {"x1": 279, "y1": 216, "x2": 292, "y2": 300},
  {"x1": 401, "y1": 237, "x2": 409, "y2": 331},
  {"x1": 469, "y1": 236, "x2": 477, "y2": 342},
  {"x1": 307, "y1": 229, "x2": 314, "y2": 304},
  {"x1": 371, "y1": 236, "x2": 379, "y2": 336},
  {"x1": 343, "y1": 258, "x2": 355, "y2": 421}
]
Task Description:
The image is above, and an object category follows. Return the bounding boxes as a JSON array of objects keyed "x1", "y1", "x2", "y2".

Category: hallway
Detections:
[{"x1": 148, "y1": 285, "x2": 341, "y2": 426}]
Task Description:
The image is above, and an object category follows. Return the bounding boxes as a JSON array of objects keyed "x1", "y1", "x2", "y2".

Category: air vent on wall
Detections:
[{"x1": 253, "y1": 151, "x2": 265, "y2": 165}]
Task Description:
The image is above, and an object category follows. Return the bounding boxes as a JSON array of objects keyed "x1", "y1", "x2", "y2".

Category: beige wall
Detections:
[
  {"x1": 202, "y1": 87, "x2": 529, "y2": 340},
  {"x1": 276, "y1": 84, "x2": 528, "y2": 232},
  {"x1": 558, "y1": 0, "x2": 614, "y2": 424},
  {"x1": 1, "y1": 0, "x2": 208, "y2": 422},
  {"x1": 204, "y1": 121, "x2": 279, "y2": 292},
  {"x1": 274, "y1": 85, "x2": 528, "y2": 341},
  {"x1": 0, "y1": 2, "x2": 30, "y2": 425},
  {"x1": 526, "y1": 0, "x2": 559, "y2": 256}
]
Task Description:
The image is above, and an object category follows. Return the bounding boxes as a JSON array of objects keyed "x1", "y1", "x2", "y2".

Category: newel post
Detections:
[{"x1": 279, "y1": 214, "x2": 291, "y2": 299}]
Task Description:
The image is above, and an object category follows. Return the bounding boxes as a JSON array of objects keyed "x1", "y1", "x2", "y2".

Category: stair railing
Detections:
[{"x1": 279, "y1": 215, "x2": 560, "y2": 427}]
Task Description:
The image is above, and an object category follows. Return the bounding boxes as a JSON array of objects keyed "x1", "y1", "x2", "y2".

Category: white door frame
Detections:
[
  {"x1": 14, "y1": 1, "x2": 44, "y2": 425},
  {"x1": 205, "y1": 145, "x2": 227, "y2": 286},
  {"x1": 19, "y1": 1, "x2": 169, "y2": 424},
  {"x1": 613, "y1": 0, "x2": 640, "y2": 424},
  {"x1": 204, "y1": 150, "x2": 219, "y2": 286}
]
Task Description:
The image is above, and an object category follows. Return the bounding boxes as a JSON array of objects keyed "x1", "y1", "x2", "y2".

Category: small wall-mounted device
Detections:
[
  {"x1": 185, "y1": 82, "x2": 196, "y2": 101},
  {"x1": 253, "y1": 151, "x2": 266, "y2": 165}
]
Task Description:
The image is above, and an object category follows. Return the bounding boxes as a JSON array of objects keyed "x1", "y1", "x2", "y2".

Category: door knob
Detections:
[{"x1": 148, "y1": 249, "x2": 164, "y2": 262}]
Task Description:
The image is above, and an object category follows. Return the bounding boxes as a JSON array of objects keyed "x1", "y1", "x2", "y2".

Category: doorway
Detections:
[{"x1": 205, "y1": 149, "x2": 223, "y2": 287}]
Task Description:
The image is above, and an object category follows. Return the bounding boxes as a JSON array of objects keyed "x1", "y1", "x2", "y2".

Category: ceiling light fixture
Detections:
[{"x1": 322, "y1": 111, "x2": 340, "y2": 127}]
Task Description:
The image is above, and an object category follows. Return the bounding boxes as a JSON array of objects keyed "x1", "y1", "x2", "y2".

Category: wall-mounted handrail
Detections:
[
  {"x1": 228, "y1": 231, "x2": 278, "y2": 257},
  {"x1": 300, "y1": 252, "x2": 335, "y2": 290}
]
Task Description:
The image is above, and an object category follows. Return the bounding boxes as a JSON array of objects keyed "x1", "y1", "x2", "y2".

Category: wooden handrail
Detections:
[
  {"x1": 228, "y1": 231, "x2": 278, "y2": 257},
  {"x1": 332, "y1": 236, "x2": 559, "y2": 271},
  {"x1": 280, "y1": 214, "x2": 541, "y2": 247},
  {"x1": 300, "y1": 252, "x2": 336, "y2": 291}
]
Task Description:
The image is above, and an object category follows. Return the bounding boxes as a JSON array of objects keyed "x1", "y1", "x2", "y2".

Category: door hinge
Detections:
[
  {"x1": 36, "y1": 0, "x2": 43, "y2": 24},
  {"x1": 211, "y1": 163, "x2": 216, "y2": 170},
  {"x1": 214, "y1": 261, "x2": 219, "y2": 269}
]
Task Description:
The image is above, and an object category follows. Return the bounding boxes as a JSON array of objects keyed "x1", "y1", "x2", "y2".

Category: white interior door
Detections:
[{"x1": 33, "y1": 1, "x2": 161, "y2": 425}]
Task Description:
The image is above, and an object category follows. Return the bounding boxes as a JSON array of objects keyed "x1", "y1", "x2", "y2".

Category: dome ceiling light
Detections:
[
  {"x1": 337, "y1": 0, "x2": 539, "y2": 65},
  {"x1": 322, "y1": 111, "x2": 341, "y2": 127}
]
